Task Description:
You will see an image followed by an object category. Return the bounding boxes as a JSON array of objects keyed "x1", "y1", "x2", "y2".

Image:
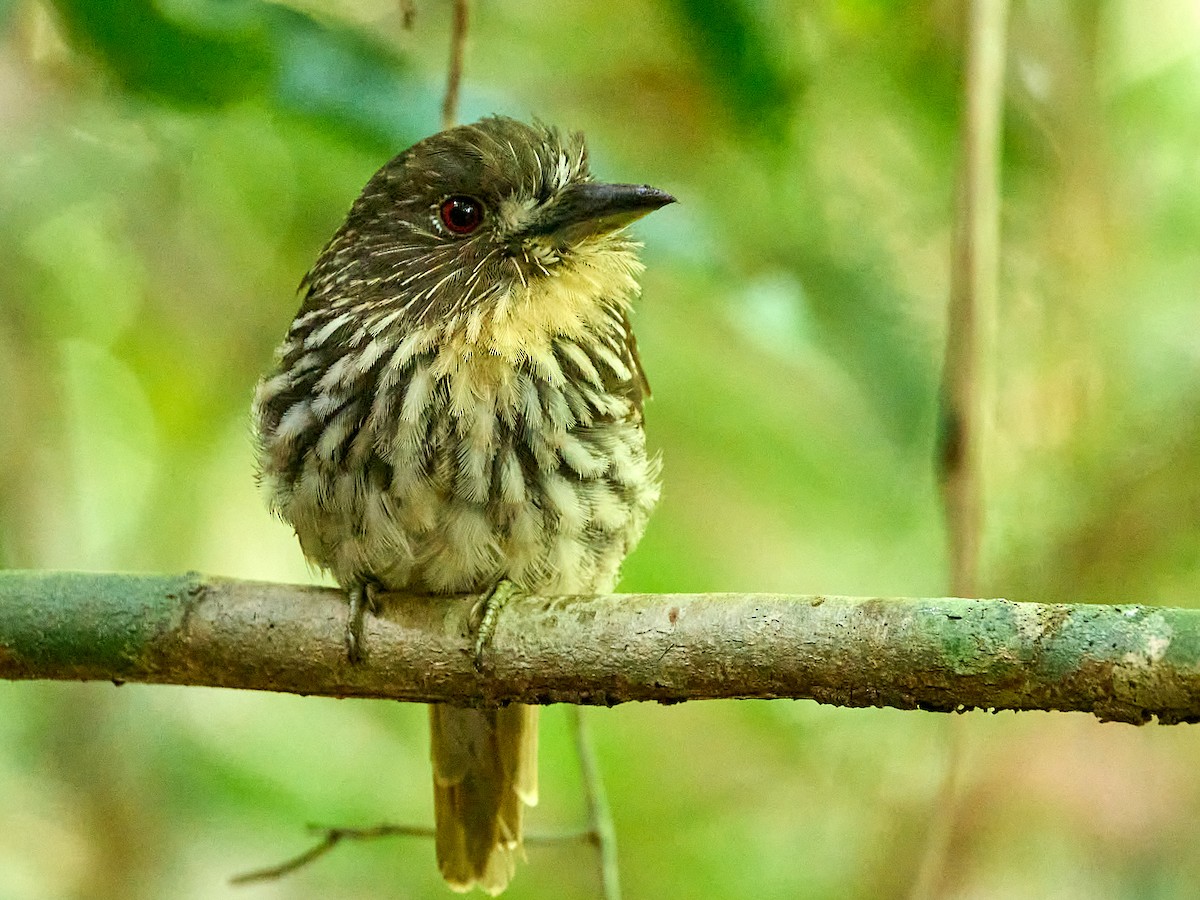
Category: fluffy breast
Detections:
[{"x1": 253, "y1": 300, "x2": 660, "y2": 595}]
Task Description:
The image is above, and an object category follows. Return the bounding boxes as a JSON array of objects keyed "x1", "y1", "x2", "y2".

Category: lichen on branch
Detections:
[{"x1": 0, "y1": 570, "x2": 1197, "y2": 725}]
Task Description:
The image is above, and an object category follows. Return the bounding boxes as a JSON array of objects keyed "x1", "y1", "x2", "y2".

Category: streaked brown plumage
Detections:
[{"x1": 252, "y1": 116, "x2": 670, "y2": 893}]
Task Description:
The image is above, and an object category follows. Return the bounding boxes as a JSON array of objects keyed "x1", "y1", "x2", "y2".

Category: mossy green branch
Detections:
[{"x1": 0, "y1": 570, "x2": 1197, "y2": 725}]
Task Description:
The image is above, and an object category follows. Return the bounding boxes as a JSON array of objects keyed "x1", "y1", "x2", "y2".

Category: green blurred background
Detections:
[{"x1": 2, "y1": 1, "x2": 1200, "y2": 897}]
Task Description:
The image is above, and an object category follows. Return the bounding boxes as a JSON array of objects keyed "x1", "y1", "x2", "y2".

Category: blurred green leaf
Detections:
[
  {"x1": 667, "y1": 0, "x2": 796, "y2": 141},
  {"x1": 47, "y1": 0, "x2": 434, "y2": 148},
  {"x1": 797, "y1": 250, "x2": 938, "y2": 452},
  {"x1": 268, "y1": 5, "x2": 437, "y2": 151},
  {"x1": 49, "y1": 0, "x2": 274, "y2": 105}
]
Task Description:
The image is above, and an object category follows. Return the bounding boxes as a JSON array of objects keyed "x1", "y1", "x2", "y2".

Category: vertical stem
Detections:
[
  {"x1": 907, "y1": 712, "x2": 968, "y2": 900},
  {"x1": 442, "y1": 0, "x2": 470, "y2": 129},
  {"x1": 918, "y1": 3, "x2": 1009, "y2": 898},
  {"x1": 569, "y1": 706, "x2": 622, "y2": 900},
  {"x1": 937, "y1": 0, "x2": 1009, "y2": 599}
]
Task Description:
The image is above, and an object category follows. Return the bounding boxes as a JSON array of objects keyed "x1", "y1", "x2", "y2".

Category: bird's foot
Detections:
[
  {"x1": 346, "y1": 582, "x2": 380, "y2": 664},
  {"x1": 472, "y1": 579, "x2": 521, "y2": 672}
]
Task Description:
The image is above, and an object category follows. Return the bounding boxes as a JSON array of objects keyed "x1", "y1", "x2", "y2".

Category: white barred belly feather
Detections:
[{"x1": 254, "y1": 284, "x2": 660, "y2": 597}]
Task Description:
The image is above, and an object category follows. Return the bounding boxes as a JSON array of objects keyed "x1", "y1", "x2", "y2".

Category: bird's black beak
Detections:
[{"x1": 529, "y1": 182, "x2": 675, "y2": 244}]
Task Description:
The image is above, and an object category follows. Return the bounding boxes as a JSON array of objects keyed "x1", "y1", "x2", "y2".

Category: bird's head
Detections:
[{"x1": 300, "y1": 117, "x2": 673, "y2": 358}]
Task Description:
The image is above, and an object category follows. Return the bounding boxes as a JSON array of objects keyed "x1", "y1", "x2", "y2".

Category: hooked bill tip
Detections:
[{"x1": 638, "y1": 185, "x2": 676, "y2": 208}]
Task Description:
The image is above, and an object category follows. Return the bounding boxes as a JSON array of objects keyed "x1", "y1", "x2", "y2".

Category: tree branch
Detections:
[{"x1": 0, "y1": 571, "x2": 1196, "y2": 725}]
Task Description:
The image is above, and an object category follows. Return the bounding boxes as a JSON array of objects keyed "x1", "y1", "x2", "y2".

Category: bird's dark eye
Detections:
[{"x1": 439, "y1": 195, "x2": 484, "y2": 235}]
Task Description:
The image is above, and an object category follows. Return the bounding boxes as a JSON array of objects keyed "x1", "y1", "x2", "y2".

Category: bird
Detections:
[{"x1": 252, "y1": 116, "x2": 672, "y2": 894}]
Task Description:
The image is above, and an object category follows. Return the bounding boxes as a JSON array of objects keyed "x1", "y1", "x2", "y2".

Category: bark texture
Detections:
[{"x1": 1, "y1": 570, "x2": 1197, "y2": 725}]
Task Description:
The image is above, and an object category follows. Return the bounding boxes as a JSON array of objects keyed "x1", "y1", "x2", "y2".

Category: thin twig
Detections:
[
  {"x1": 231, "y1": 825, "x2": 428, "y2": 885},
  {"x1": 231, "y1": 823, "x2": 598, "y2": 886},
  {"x1": 441, "y1": 0, "x2": 469, "y2": 129},
  {"x1": 918, "y1": 2, "x2": 1010, "y2": 898},
  {"x1": 570, "y1": 706, "x2": 622, "y2": 900}
]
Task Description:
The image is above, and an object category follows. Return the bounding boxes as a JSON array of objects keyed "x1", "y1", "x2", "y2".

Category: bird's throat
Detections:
[{"x1": 436, "y1": 239, "x2": 644, "y2": 374}]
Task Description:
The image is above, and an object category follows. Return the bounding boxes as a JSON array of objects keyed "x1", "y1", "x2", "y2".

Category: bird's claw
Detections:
[
  {"x1": 473, "y1": 580, "x2": 520, "y2": 672},
  {"x1": 346, "y1": 582, "x2": 379, "y2": 664}
]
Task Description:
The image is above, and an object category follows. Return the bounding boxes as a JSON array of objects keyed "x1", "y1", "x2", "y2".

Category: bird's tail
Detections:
[{"x1": 429, "y1": 703, "x2": 539, "y2": 895}]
